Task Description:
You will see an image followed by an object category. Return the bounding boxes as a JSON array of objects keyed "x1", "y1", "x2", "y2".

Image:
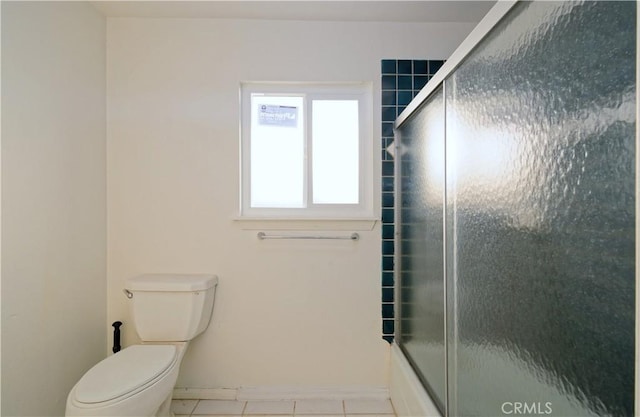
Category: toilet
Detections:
[{"x1": 66, "y1": 273, "x2": 218, "y2": 416}]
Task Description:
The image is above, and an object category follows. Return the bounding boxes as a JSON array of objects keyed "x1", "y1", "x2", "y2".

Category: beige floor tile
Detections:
[
  {"x1": 244, "y1": 415, "x2": 294, "y2": 417},
  {"x1": 194, "y1": 415, "x2": 244, "y2": 417},
  {"x1": 300, "y1": 415, "x2": 345, "y2": 417},
  {"x1": 172, "y1": 399, "x2": 199, "y2": 415},
  {"x1": 346, "y1": 415, "x2": 395, "y2": 417},
  {"x1": 245, "y1": 400, "x2": 295, "y2": 415},
  {"x1": 294, "y1": 400, "x2": 344, "y2": 415},
  {"x1": 343, "y1": 400, "x2": 394, "y2": 415},
  {"x1": 194, "y1": 400, "x2": 246, "y2": 415}
]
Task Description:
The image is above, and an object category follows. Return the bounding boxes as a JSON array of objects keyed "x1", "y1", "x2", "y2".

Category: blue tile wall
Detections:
[{"x1": 380, "y1": 58, "x2": 445, "y2": 344}]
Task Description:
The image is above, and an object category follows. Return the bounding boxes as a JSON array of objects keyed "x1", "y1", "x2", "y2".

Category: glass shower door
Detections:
[
  {"x1": 394, "y1": 1, "x2": 636, "y2": 416},
  {"x1": 396, "y1": 88, "x2": 446, "y2": 414},
  {"x1": 445, "y1": 2, "x2": 636, "y2": 416}
]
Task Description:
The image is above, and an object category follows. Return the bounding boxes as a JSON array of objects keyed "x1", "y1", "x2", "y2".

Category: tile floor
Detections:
[{"x1": 171, "y1": 398, "x2": 396, "y2": 417}]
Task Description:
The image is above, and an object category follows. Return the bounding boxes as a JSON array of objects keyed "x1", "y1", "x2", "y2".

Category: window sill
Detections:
[{"x1": 232, "y1": 216, "x2": 378, "y2": 231}]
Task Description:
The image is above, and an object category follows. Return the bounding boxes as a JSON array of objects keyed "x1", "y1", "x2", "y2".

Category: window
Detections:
[{"x1": 240, "y1": 83, "x2": 373, "y2": 219}]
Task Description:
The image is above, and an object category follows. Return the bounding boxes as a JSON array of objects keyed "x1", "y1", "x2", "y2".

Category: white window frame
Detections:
[{"x1": 240, "y1": 82, "x2": 374, "y2": 220}]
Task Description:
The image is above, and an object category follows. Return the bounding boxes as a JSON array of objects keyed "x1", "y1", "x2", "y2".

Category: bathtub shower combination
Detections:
[{"x1": 393, "y1": 1, "x2": 636, "y2": 416}]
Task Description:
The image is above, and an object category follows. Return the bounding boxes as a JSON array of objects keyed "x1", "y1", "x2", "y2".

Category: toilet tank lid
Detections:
[{"x1": 126, "y1": 274, "x2": 218, "y2": 292}]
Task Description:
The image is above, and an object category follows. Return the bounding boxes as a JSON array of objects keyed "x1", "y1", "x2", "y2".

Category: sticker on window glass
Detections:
[{"x1": 258, "y1": 105, "x2": 298, "y2": 127}]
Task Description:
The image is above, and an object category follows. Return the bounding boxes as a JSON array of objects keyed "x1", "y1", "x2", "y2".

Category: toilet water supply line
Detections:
[
  {"x1": 112, "y1": 290, "x2": 133, "y2": 353},
  {"x1": 112, "y1": 321, "x2": 123, "y2": 353}
]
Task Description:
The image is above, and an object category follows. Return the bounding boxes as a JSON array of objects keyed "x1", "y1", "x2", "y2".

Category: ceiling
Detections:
[{"x1": 91, "y1": 1, "x2": 496, "y2": 23}]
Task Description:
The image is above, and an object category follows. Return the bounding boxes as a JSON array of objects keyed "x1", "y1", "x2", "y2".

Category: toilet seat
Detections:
[{"x1": 74, "y1": 345, "x2": 177, "y2": 404}]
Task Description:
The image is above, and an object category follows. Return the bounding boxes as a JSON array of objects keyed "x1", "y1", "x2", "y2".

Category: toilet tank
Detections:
[{"x1": 125, "y1": 274, "x2": 218, "y2": 342}]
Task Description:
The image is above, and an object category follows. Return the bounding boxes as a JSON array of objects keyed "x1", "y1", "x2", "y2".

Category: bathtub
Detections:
[{"x1": 390, "y1": 343, "x2": 441, "y2": 417}]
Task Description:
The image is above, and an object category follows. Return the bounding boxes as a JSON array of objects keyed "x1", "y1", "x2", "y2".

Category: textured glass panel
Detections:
[
  {"x1": 445, "y1": 2, "x2": 635, "y2": 416},
  {"x1": 312, "y1": 100, "x2": 359, "y2": 204},
  {"x1": 397, "y1": 88, "x2": 446, "y2": 412},
  {"x1": 251, "y1": 95, "x2": 304, "y2": 208}
]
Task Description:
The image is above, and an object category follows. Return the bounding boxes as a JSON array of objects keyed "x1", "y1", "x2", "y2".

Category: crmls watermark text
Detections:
[{"x1": 501, "y1": 402, "x2": 553, "y2": 415}]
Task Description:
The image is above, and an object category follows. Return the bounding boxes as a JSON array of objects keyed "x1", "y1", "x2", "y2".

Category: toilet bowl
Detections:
[
  {"x1": 66, "y1": 343, "x2": 186, "y2": 416},
  {"x1": 66, "y1": 274, "x2": 217, "y2": 416}
]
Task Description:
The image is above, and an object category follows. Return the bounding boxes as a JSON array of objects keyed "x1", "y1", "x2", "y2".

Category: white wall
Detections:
[
  {"x1": 1, "y1": 2, "x2": 106, "y2": 415},
  {"x1": 107, "y1": 17, "x2": 475, "y2": 391}
]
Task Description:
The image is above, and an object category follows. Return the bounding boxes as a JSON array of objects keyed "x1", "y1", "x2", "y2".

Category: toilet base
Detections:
[{"x1": 155, "y1": 393, "x2": 173, "y2": 416}]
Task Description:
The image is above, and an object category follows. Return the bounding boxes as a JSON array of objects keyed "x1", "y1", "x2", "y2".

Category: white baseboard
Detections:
[
  {"x1": 173, "y1": 386, "x2": 389, "y2": 401},
  {"x1": 173, "y1": 387, "x2": 237, "y2": 400},
  {"x1": 237, "y1": 386, "x2": 389, "y2": 401},
  {"x1": 390, "y1": 343, "x2": 441, "y2": 417}
]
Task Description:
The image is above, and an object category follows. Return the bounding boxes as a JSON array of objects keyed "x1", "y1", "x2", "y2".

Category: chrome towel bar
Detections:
[{"x1": 257, "y1": 232, "x2": 359, "y2": 241}]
